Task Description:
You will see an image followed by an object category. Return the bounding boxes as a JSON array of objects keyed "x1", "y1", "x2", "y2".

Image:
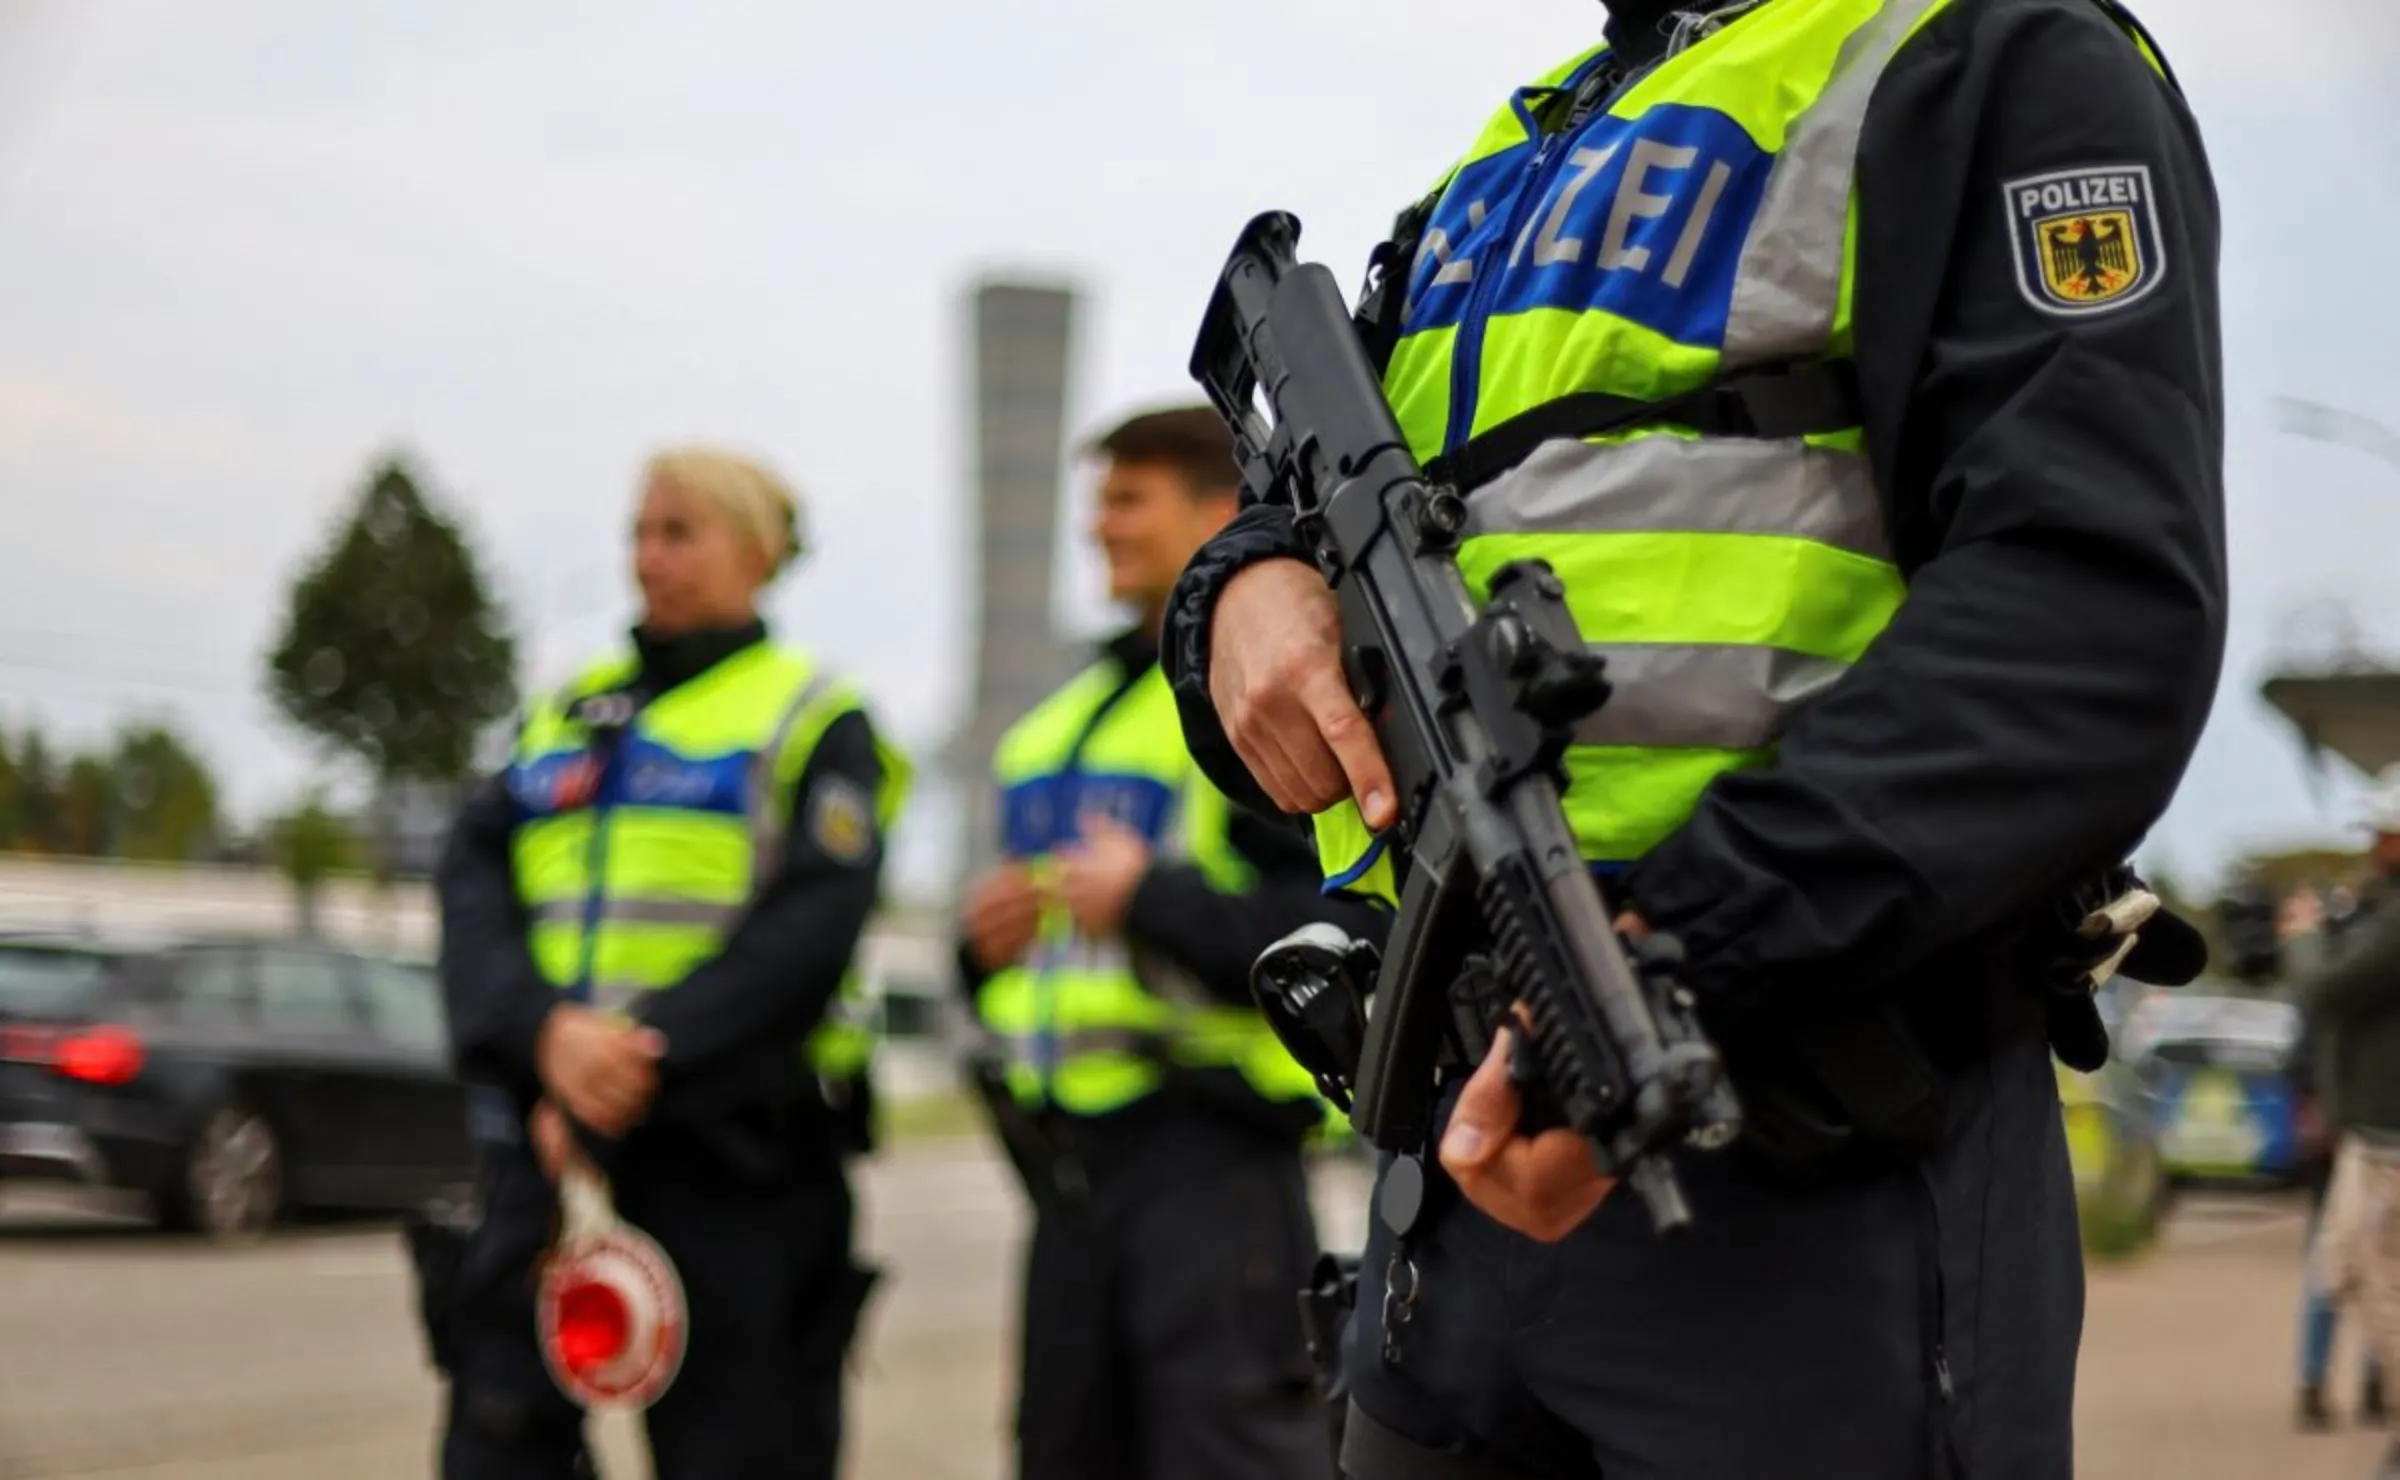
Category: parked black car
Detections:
[{"x1": 0, "y1": 931, "x2": 473, "y2": 1239}]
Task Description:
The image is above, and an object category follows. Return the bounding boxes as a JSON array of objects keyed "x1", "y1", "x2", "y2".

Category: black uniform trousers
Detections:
[
  {"x1": 1347, "y1": 1034, "x2": 2082, "y2": 1480},
  {"x1": 1015, "y1": 1094, "x2": 1335, "y2": 1480},
  {"x1": 434, "y1": 1133, "x2": 873, "y2": 1480}
]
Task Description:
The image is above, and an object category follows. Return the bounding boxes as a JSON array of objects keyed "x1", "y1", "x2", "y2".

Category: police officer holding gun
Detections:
[{"x1": 1164, "y1": 0, "x2": 2226, "y2": 1475}]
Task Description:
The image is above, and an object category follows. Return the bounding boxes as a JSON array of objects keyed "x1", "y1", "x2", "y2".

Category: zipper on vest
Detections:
[
  {"x1": 1029, "y1": 660, "x2": 1155, "y2": 1095},
  {"x1": 1439, "y1": 51, "x2": 1640, "y2": 464},
  {"x1": 571, "y1": 731, "x2": 628, "y2": 1003}
]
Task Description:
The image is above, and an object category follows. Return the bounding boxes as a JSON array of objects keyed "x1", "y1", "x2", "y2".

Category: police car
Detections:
[{"x1": 2124, "y1": 991, "x2": 2307, "y2": 1185}]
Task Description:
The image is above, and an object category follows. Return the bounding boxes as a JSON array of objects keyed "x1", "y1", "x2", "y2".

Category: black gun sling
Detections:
[{"x1": 1422, "y1": 359, "x2": 1863, "y2": 497}]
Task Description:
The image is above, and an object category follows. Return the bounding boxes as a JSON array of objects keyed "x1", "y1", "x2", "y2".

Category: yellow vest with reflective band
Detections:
[
  {"x1": 507, "y1": 641, "x2": 912, "y2": 1082},
  {"x1": 1316, "y1": 0, "x2": 2173, "y2": 903},
  {"x1": 978, "y1": 656, "x2": 1324, "y2": 1118}
]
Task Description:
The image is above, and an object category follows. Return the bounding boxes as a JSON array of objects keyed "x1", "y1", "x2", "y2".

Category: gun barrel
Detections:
[{"x1": 1627, "y1": 1154, "x2": 1694, "y2": 1235}]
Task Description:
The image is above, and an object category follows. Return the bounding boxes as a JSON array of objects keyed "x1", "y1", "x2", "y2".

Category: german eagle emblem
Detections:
[{"x1": 2005, "y1": 165, "x2": 2166, "y2": 317}]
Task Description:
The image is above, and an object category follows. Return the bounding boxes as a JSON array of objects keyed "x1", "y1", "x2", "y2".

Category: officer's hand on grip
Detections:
[
  {"x1": 536, "y1": 1006, "x2": 665, "y2": 1139},
  {"x1": 1440, "y1": 1020, "x2": 1619, "y2": 1243},
  {"x1": 1056, "y1": 812, "x2": 1151, "y2": 937},
  {"x1": 1210, "y1": 558, "x2": 1397, "y2": 831},
  {"x1": 963, "y1": 864, "x2": 1043, "y2": 973}
]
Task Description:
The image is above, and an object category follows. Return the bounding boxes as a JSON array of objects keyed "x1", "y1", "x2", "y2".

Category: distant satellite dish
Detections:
[{"x1": 2273, "y1": 597, "x2": 2383, "y2": 672}]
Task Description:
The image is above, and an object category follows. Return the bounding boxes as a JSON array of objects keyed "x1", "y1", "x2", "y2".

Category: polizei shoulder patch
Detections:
[
  {"x1": 2002, "y1": 165, "x2": 2167, "y2": 317},
  {"x1": 807, "y1": 774, "x2": 878, "y2": 865}
]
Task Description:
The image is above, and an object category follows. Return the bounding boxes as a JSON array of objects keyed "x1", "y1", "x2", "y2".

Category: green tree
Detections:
[
  {"x1": 15, "y1": 730, "x2": 62, "y2": 854},
  {"x1": 110, "y1": 724, "x2": 221, "y2": 861},
  {"x1": 271, "y1": 789, "x2": 361, "y2": 940},
  {"x1": 0, "y1": 731, "x2": 22, "y2": 849},
  {"x1": 55, "y1": 752, "x2": 111, "y2": 856},
  {"x1": 266, "y1": 455, "x2": 518, "y2": 878}
]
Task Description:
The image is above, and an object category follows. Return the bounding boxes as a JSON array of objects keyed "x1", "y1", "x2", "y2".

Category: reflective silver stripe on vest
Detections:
[
  {"x1": 530, "y1": 898, "x2": 740, "y2": 930},
  {"x1": 1722, "y1": 0, "x2": 1949, "y2": 363},
  {"x1": 999, "y1": 1028, "x2": 1170, "y2": 1065},
  {"x1": 1463, "y1": 435, "x2": 1890, "y2": 562},
  {"x1": 1571, "y1": 644, "x2": 1849, "y2": 750},
  {"x1": 751, "y1": 670, "x2": 842, "y2": 891}
]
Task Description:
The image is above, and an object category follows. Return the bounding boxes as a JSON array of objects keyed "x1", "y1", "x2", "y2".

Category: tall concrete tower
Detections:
[{"x1": 952, "y1": 280, "x2": 1084, "y2": 882}]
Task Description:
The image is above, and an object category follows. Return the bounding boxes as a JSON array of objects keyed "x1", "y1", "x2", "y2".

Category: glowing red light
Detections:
[
  {"x1": 52, "y1": 1026, "x2": 144, "y2": 1086},
  {"x1": 553, "y1": 1279, "x2": 632, "y2": 1372}
]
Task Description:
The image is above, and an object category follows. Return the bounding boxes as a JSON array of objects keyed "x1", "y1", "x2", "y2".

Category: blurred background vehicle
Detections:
[
  {"x1": 2129, "y1": 992, "x2": 2315, "y2": 1189},
  {"x1": 0, "y1": 930, "x2": 470, "y2": 1239},
  {"x1": 2061, "y1": 985, "x2": 2176, "y2": 1260}
]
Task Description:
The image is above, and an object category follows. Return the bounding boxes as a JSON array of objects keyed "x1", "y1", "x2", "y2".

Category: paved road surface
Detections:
[{"x1": 0, "y1": 1144, "x2": 2387, "y2": 1479}]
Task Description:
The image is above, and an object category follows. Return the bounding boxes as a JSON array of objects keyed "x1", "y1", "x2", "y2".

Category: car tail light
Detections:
[
  {"x1": 0, "y1": 1025, "x2": 55, "y2": 1064},
  {"x1": 52, "y1": 1025, "x2": 145, "y2": 1086}
]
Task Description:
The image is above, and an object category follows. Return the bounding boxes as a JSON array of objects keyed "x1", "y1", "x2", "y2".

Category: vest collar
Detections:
[
  {"x1": 1102, "y1": 624, "x2": 1161, "y2": 680},
  {"x1": 1605, "y1": 0, "x2": 1688, "y2": 64},
  {"x1": 1605, "y1": 1, "x2": 1771, "y2": 66},
  {"x1": 629, "y1": 618, "x2": 768, "y2": 699}
]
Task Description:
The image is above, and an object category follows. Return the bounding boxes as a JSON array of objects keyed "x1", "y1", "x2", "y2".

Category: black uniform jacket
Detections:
[
  {"x1": 1164, "y1": 0, "x2": 2227, "y2": 1046},
  {"x1": 439, "y1": 620, "x2": 890, "y2": 1180}
]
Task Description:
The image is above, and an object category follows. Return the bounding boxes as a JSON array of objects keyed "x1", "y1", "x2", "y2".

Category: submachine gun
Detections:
[{"x1": 1191, "y1": 211, "x2": 1742, "y2": 1234}]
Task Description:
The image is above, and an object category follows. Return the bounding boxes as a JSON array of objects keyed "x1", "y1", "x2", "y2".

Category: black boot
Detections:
[
  {"x1": 2365, "y1": 1369, "x2": 2389, "y2": 1427},
  {"x1": 2300, "y1": 1383, "x2": 2334, "y2": 1431}
]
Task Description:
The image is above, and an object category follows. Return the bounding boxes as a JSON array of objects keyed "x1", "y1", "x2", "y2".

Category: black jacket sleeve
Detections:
[
  {"x1": 1122, "y1": 806, "x2": 1391, "y2": 1007},
  {"x1": 2311, "y1": 908, "x2": 2400, "y2": 1031},
  {"x1": 633, "y1": 709, "x2": 888, "y2": 1081},
  {"x1": 436, "y1": 773, "x2": 556, "y2": 1101},
  {"x1": 1163, "y1": 502, "x2": 1315, "y2": 816},
  {"x1": 1624, "y1": 0, "x2": 2226, "y2": 1027}
]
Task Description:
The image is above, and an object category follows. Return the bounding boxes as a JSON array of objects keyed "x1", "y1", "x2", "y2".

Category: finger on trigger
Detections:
[{"x1": 1305, "y1": 674, "x2": 1395, "y2": 830}]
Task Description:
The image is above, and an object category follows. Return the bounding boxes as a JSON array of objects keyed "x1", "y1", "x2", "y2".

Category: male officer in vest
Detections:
[
  {"x1": 956, "y1": 405, "x2": 1386, "y2": 1480},
  {"x1": 434, "y1": 447, "x2": 907, "y2": 1479},
  {"x1": 1164, "y1": 1, "x2": 2225, "y2": 1475}
]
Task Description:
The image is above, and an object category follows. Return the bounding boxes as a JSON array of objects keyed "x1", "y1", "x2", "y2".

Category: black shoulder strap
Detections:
[
  {"x1": 1355, "y1": 195, "x2": 1439, "y2": 379},
  {"x1": 1423, "y1": 359, "x2": 1863, "y2": 497}
]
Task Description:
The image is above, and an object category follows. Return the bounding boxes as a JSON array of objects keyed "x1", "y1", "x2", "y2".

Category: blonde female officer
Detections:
[{"x1": 432, "y1": 447, "x2": 909, "y2": 1480}]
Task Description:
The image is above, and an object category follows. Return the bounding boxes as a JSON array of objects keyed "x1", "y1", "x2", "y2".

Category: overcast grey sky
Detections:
[{"x1": 0, "y1": 0, "x2": 2394, "y2": 897}]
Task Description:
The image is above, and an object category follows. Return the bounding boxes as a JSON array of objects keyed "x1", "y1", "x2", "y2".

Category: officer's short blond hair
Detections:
[{"x1": 641, "y1": 446, "x2": 806, "y2": 576}]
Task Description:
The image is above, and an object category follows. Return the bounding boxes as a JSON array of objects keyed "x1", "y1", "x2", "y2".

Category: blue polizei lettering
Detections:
[
  {"x1": 999, "y1": 771, "x2": 1178, "y2": 858},
  {"x1": 1441, "y1": 73, "x2": 1591, "y2": 457},
  {"x1": 1405, "y1": 144, "x2": 1538, "y2": 330},
  {"x1": 508, "y1": 753, "x2": 570, "y2": 817},
  {"x1": 1404, "y1": 101, "x2": 1774, "y2": 362},
  {"x1": 1489, "y1": 105, "x2": 1769, "y2": 344},
  {"x1": 612, "y1": 738, "x2": 752, "y2": 817},
  {"x1": 511, "y1": 740, "x2": 755, "y2": 820}
]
